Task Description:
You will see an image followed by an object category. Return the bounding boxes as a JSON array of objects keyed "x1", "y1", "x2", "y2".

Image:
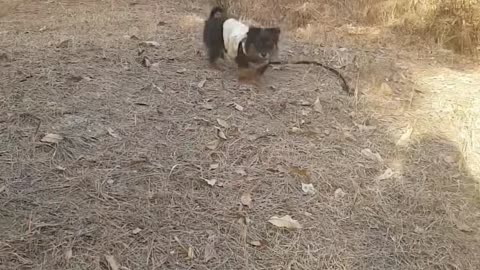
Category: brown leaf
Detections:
[
  {"x1": 290, "y1": 127, "x2": 302, "y2": 133},
  {"x1": 234, "y1": 103, "x2": 244, "y2": 111},
  {"x1": 141, "y1": 56, "x2": 151, "y2": 68},
  {"x1": 140, "y1": 41, "x2": 160, "y2": 47},
  {"x1": 216, "y1": 118, "x2": 229, "y2": 128},
  {"x1": 206, "y1": 139, "x2": 220, "y2": 150},
  {"x1": 107, "y1": 127, "x2": 121, "y2": 139},
  {"x1": 334, "y1": 188, "x2": 346, "y2": 199},
  {"x1": 203, "y1": 178, "x2": 217, "y2": 187},
  {"x1": 313, "y1": 97, "x2": 322, "y2": 113},
  {"x1": 132, "y1": 228, "x2": 142, "y2": 234},
  {"x1": 240, "y1": 193, "x2": 252, "y2": 208},
  {"x1": 361, "y1": 148, "x2": 383, "y2": 163},
  {"x1": 187, "y1": 246, "x2": 194, "y2": 259},
  {"x1": 216, "y1": 128, "x2": 227, "y2": 140},
  {"x1": 298, "y1": 100, "x2": 311, "y2": 106},
  {"x1": 396, "y1": 125, "x2": 413, "y2": 146},
  {"x1": 65, "y1": 248, "x2": 72, "y2": 261},
  {"x1": 197, "y1": 79, "x2": 207, "y2": 88},
  {"x1": 204, "y1": 234, "x2": 216, "y2": 262},
  {"x1": 209, "y1": 163, "x2": 219, "y2": 170},
  {"x1": 0, "y1": 185, "x2": 5, "y2": 193},
  {"x1": 202, "y1": 103, "x2": 214, "y2": 110},
  {"x1": 56, "y1": 39, "x2": 72, "y2": 48},
  {"x1": 41, "y1": 133, "x2": 63, "y2": 144},
  {"x1": 176, "y1": 68, "x2": 187, "y2": 74},
  {"x1": 235, "y1": 168, "x2": 247, "y2": 176},
  {"x1": 249, "y1": 240, "x2": 262, "y2": 247},
  {"x1": 268, "y1": 215, "x2": 302, "y2": 229},
  {"x1": 343, "y1": 131, "x2": 356, "y2": 141},
  {"x1": 104, "y1": 255, "x2": 120, "y2": 270},
  {"x1": 289, "y1": 167, "x2": 310, "y2": 180},
  {"x1": 375, "y1": 168, "x2": 394, "y2": 180}
]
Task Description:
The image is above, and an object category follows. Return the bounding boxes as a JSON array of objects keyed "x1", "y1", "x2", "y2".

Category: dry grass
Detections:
[
  {"x1": 215, "y1": 0, "x2": 480, "y2": 55},
  {"x1": 1, "y1": 0, "x2": 480, "y2": 269}
]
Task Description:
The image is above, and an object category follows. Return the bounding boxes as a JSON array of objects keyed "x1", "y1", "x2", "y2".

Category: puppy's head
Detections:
[{"x1": 245, "y1": 27, "x2": 281, "y2": 63}]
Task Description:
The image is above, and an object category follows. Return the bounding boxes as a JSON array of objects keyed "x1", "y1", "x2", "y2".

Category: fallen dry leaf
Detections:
[
  {"x1": 206, "y1": 139, "x2": 219, "y2": 150},
  {"x1": 334, "y1": 188, "x2": 346, "y2": 199},
  {"x1": 240, "y1": 193, "x2": 252, "y2": 208},
  {"x1": 289, "y1": 167, "x2": 311, "y2": 180},
  {"x1": 132, "y1": 228, "x2": 142, "y2": 234},
  {"x1": 0, "y1": 186, "x2": 5, "y2": 193},
  {"x1": 216, "y1": 128, "x2": 227, "y2": 140},
  {"x1": 290, "y1": 127, "x2": 302, "y2": 133},
  {"x1": 140, "y1": 40, "x2": 160, "y2": 47},
  {"x1": 141, "y1": 56, "x2": 151, "y2": 68},
  {"x1": 187, "y1": 246, "x2": 194, "y2": 259},
  {"x1": 216, "y1": 118, "x2": 229, "y2": 128},
  {"x1": 268, "y1": 215, "x2": 302, "y2": 229},
  {"x1": 41, "y1": 133, "x2": 63, "y2": 144},
  {"x1": 455, "y1": 221, "x2": 474, "y2": 232},
  {"x1": 301, "y1": 109, "x2": 311, "y2": 116},
  {"x1": 176, "y1": 68, "x2": 187, "y2": 74},
  {"x1": 313, "y1": 97, "x2": 322, "y2": 113},
  {"x1": 197, "y1": 79, "x2": 207, "y2": 88},
  {"x1": 298, "y1": 100, "x2": 311, "y2": 106},
  {"x1": 203, "y1": 178, "x2": 217, "y2": 186},
  {"x1": 104, "y1": 255, "x2": 120, "y2": 270},
  {"x1": 443, "y1": 155, "x2": 456, "y2": 164},
  {"x1": 235, "y1": 168, "x2": 247, "y2": 176},
  {"x1": 209, "y1": 163, "x2": 219, "y2": 170},
  {"x1": 376, "y1": 168, "x2": 394, "y2": 180},
  {"x1": 234, "y1": 103, "x2": 244, "y2": 111},
  {"x1": 56, "y1": 39, "x2": 72, "y2": 48},
  {"x1": 301, "y1": 183, "x2": 317, "y2": 195},
  {"x1": 396, "y1": 126, "x2": 413, "y2": 146},
  {"x1": 65, "y1": 248, "x2": 72, "y2": 261},
  {"x1": 380, "y1": 82, "x2": 394, "y2": 95},
  {"x1": 343, "y1": 131, "x2": 356, "y2": 141},
  {"x1": 361, "y1": 148, "x2": 383, "y2": 163},
  {"x1": 204, "y1": 234, "x2": 216, "y2": 262},
  {"x1": 107, "y1": 127, "x2": 121, "y2": 139},
  {"x1": 249, "y1": 240, "x2": 262, "y2": 247},
  {"x1": 202, "y1": 103, "x2": 214, "y2": 110}
]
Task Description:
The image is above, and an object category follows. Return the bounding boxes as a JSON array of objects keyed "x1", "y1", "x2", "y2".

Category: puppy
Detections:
[{"x1": 203, "y1": 7, "x2": 280, "y2": 82}]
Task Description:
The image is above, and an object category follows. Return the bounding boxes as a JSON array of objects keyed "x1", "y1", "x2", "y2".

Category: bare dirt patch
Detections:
[{"x1": 1, "y1": 1, "x2": 480, "y2": 269}]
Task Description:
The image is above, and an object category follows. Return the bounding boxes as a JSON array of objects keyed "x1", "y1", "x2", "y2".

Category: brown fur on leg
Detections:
[{"x1": 238, "y1": 68, "x2": 258, "y2": 85}]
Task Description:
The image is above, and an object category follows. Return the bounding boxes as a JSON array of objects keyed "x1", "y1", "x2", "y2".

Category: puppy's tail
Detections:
[{"x1": 209, "y1": 7, "x2": 224, "y2": 19}]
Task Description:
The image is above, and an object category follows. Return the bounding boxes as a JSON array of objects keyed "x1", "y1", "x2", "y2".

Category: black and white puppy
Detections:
[{"x1": 203, "y1": 7, "x2": 281, "y2": 81}]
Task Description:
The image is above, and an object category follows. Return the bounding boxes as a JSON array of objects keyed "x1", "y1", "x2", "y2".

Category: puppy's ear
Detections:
[
  {"x1": 267, "y1": 27, "x2": 281, "y2": 42},
  {"x1": 247, "y1": 27, "x2": 261, "y2": 38}
]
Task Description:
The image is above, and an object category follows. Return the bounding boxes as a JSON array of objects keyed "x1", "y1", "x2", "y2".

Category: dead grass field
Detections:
[
  {"x1": 1, "y1": 0, "x2": 480, "y2": 269},
  {"x1": 216, "y1": 0, "x2": 480, "y2": 55}
]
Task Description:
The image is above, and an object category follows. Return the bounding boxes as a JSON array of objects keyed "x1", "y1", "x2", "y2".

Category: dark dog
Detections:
[{"x1": 203, "y1": 7, "x2": 280, "y2": 82}]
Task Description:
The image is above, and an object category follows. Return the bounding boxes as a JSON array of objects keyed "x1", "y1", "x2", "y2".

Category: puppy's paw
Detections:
[{"x1": 238, "y1": 68, "x2": 257, "y2": 83}]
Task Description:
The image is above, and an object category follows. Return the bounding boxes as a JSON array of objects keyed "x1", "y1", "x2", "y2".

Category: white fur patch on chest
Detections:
[{"x1": 222, "y1": 18, "x2": 249, "y2": 60}]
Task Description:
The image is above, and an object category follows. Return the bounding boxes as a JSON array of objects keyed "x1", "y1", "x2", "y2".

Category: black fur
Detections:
[
  {"x1": 203, "y1": 7, "x2": 226, "y2": 64},
  {"x1": 203, "y1": 6, "x2": 281, "y2": 75}
]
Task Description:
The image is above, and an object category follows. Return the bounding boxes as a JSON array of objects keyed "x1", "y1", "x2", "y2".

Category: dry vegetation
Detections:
[
  {"x1": 215, "y1": 0, "x2": 480, "y2": 54},
  {"x1": 1, "y1": 0, "x2": 480, "y2": 269}
]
